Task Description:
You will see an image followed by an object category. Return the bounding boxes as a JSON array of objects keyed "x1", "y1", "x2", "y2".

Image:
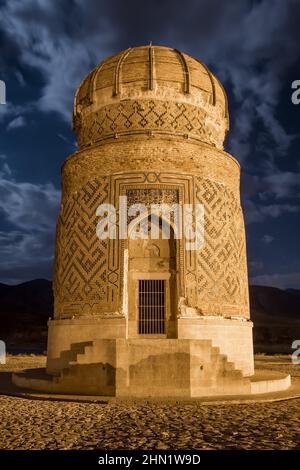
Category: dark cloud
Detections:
[
  {"x1": 248, "y1": 259, "x2": 264, "y2": 274},
  {"x1": 0, "y1": 229, "x2": 55, "y2": 284},
  {"x1": 262, "y1": 235, "x2": 274, "y2": 244},
  {"x1": 6, "y1": 115, "x2": 26, "y2": 130},
  {"x1": 0, "y1": 0, "x2": 116, "y2": 120},
  {"x1": 0, "y1": 163, "x2": 60, "y2": 283},
  {"x1": 0, "y1": 177, "x2": 60, "y2": 231},
  {"x1": 242, "y1": 168, "x2": 300, "y2": 225},
  {"x1": 0, "y1": 0, "x2": 299, "y2": 286},
  {"x1": 243, "y1": 199, "x2": 299, "y2": 224},
  {"x1": 1, "y1": 0, "x2": 299, "y2": 156},
  {"x1": 0, "y1": 0, "x2": 298, "y2": 175},
  {"x1": 250, "y1": 272, "x2": 300, "y2": 290}
]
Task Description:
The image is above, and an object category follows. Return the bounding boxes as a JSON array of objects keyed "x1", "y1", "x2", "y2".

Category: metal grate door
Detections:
[{"x1": 138, "y1": 280, "x2": 166, "y2": 334}]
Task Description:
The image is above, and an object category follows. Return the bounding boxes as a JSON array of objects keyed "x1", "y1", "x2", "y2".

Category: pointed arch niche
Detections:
[{"x1": 124, "y1": 214, "x2": 179, "y2": 338}]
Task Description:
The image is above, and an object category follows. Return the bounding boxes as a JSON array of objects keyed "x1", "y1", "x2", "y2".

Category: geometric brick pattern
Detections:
[
  {"x1": 73, "y1": 45, "x2": 229, "y2": 151},
  {"x1": 76, "y1": 99, "x2": 223, "y2": 149},
  {"x1": 54, "y1": 172, "x2": 249, "y2": 319},
  {"x1": 53, "y1": 177, "x2": 111, "y2": 318},
  {"x1": 53, "y1": 45, "x2": 249, "y2": 320},
  {"x1": 194, "y1": 177, "x2": 249, "y2": 317}
]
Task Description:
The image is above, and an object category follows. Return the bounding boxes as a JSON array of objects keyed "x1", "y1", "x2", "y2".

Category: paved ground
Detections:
[{"x1": 0, "y1": 355, "x2": 299, "y2": 450}]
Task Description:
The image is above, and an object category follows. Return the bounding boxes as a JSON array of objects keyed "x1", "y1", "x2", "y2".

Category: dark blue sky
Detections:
[{"x1": 0, "y1": 0, "x2": 300, "y2": 288}]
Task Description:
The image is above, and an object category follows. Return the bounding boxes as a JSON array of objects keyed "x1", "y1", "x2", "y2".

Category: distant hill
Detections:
[
  {"x1": 250, "y1": 285, "x2": 300, "y2": 320},
  {"x1": 249, "y1": 285, "x2": 300, "y2": 353},
  {"x1": 0, "y1": 280, "x2": 299, "y2": 353},
  {"x1": 0, "y1": 279, "x2": 53, "y2": 353}
]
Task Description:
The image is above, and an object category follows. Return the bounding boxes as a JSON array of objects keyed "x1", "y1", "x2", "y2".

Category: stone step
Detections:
[
  {"x1": 224, "y1": 361, "x2": 236, "y2": 372},
  {"x1": 70, "y1": 341, "x2": 93, "y2": 352},
  {"x1": 210, "y1": 352, "x2": 227, "y2": 368},
  {"x1": 225, "y1": 369, "x2": 244, "y2": 379},
  {"x1": 58, "y1": 350, "x2": 78, "y2": 366},
  {"x1": 57, "y1": 341, "x2": 94, "y2": 370},
  {"x1": 211, "y1": 346, "x2": 220, "y2": 355},
  {"x1": 54, "y1": 338, "x2": 247, "y2": 393}
]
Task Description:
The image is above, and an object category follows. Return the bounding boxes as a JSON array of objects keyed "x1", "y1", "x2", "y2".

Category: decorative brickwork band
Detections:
[
  {"x1": 54, "y1": 172, "x2": 249, "y2": 320},
  {"x1": 76, "y1": 99, "x2": 226, "y2": 149}
]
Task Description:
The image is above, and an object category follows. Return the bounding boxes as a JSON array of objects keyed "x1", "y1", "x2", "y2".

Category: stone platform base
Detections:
[
  {"x1": 10, "y1": 370, "x2": 293, "y2": 403},
  {"x1": 47, "y1": 317, "x2": 255, "y2": 377},
  {"x1": 12, "y1": 338, "x2": 291, "y2": 398}
]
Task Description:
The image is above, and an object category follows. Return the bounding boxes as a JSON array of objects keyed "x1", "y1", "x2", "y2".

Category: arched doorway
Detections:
[{"x1": 126, "y1": 215, "x2": 177, "y2": 338}]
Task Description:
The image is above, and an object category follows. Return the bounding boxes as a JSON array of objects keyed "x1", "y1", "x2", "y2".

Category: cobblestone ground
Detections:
[{"x1": 0, "y1": 355, "x2": 299, "y2": 450}]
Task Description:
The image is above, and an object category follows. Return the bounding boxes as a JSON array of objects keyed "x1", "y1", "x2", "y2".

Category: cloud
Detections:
[
  {"x1": 227, "y1": 4, "x2": 298, "y2": 162},
  {"x1": 243, "y1": 199, "x2": 264, "y2": 224},
  {"x1": 250, "y1": 272, "x2": 300, "y2": 290},
  {"x1": 6, "y1": 115, "x2": 26, "y2": 130},
  {"x1": 0, "y1": 162, "x2": 12, "y2": 177},
  {"x1": 242, "y1": 168, "x2": 300, "y2": 224},
  {"x1": 263, "y1": 172, "x2": 300, "y2": 199},
  {"x1": 260, "y1": 204, "x2": 298, "y2": 218},
  {"x1": 248, "y1": 259, "x2": 264, "y2": 274},
  {"x1": 0, "y1": 0, "x2": 299, "y2": 286},
  {"x1": 0, "y1": 0, "x2": 114, "y2": 121},
  {"x1": 0, "y1": 0, "x2": 298, "y2": 169},
  {"x1": 14, "y1": 70, "x2": 25, "y2": 87},
  {"x1": 0, "y1": 164, "x2": 60, "y2": 283},
  {"x1": 57, "y1": 132, "x2": 77, "y2": 150},
  {"x1": 242, "y1": 169, "x2": 300, "y2": 203},
  {"x1": 243, "y1": 199, "x2": 299, "y2": 224},
  {"x1": 262, "y1": 235, "x2": 274, "y2": 244},
  {"x1": 162, "y1": 0, "x2": 300, "y2": 164},
  {"x1": 0, "y1": 102, "x2": 31, "y2": 126},
  {"x1": 0, "y1": 178, "x2": 60, "y2": 231},
  {"x1": 0, "y1": 229, "x2": 55, "y2": 284}
]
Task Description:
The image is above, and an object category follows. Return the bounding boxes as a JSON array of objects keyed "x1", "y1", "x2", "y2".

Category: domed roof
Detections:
[{"x1": 73, "y1": 45, "x2": 229, "y2": 149}]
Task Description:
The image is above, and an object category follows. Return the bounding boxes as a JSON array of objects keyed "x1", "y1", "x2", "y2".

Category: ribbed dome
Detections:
[{"x1": 73, "y1": 45, "x2": 229, "y2": 149}]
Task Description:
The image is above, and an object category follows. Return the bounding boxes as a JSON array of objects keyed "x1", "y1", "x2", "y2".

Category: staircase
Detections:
[
  {"x1": 13, "y1": 338, "x2": 252, "y2": 397},
  {"x1": 189, "y1": 343, "x2": 250, "y2": 396},
  {"x1": 48, "y1": 341, "x2": 93, "y2": 374},
  {"x1": 49, "y1": 338, "x2": 251, "y2": 396}
]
